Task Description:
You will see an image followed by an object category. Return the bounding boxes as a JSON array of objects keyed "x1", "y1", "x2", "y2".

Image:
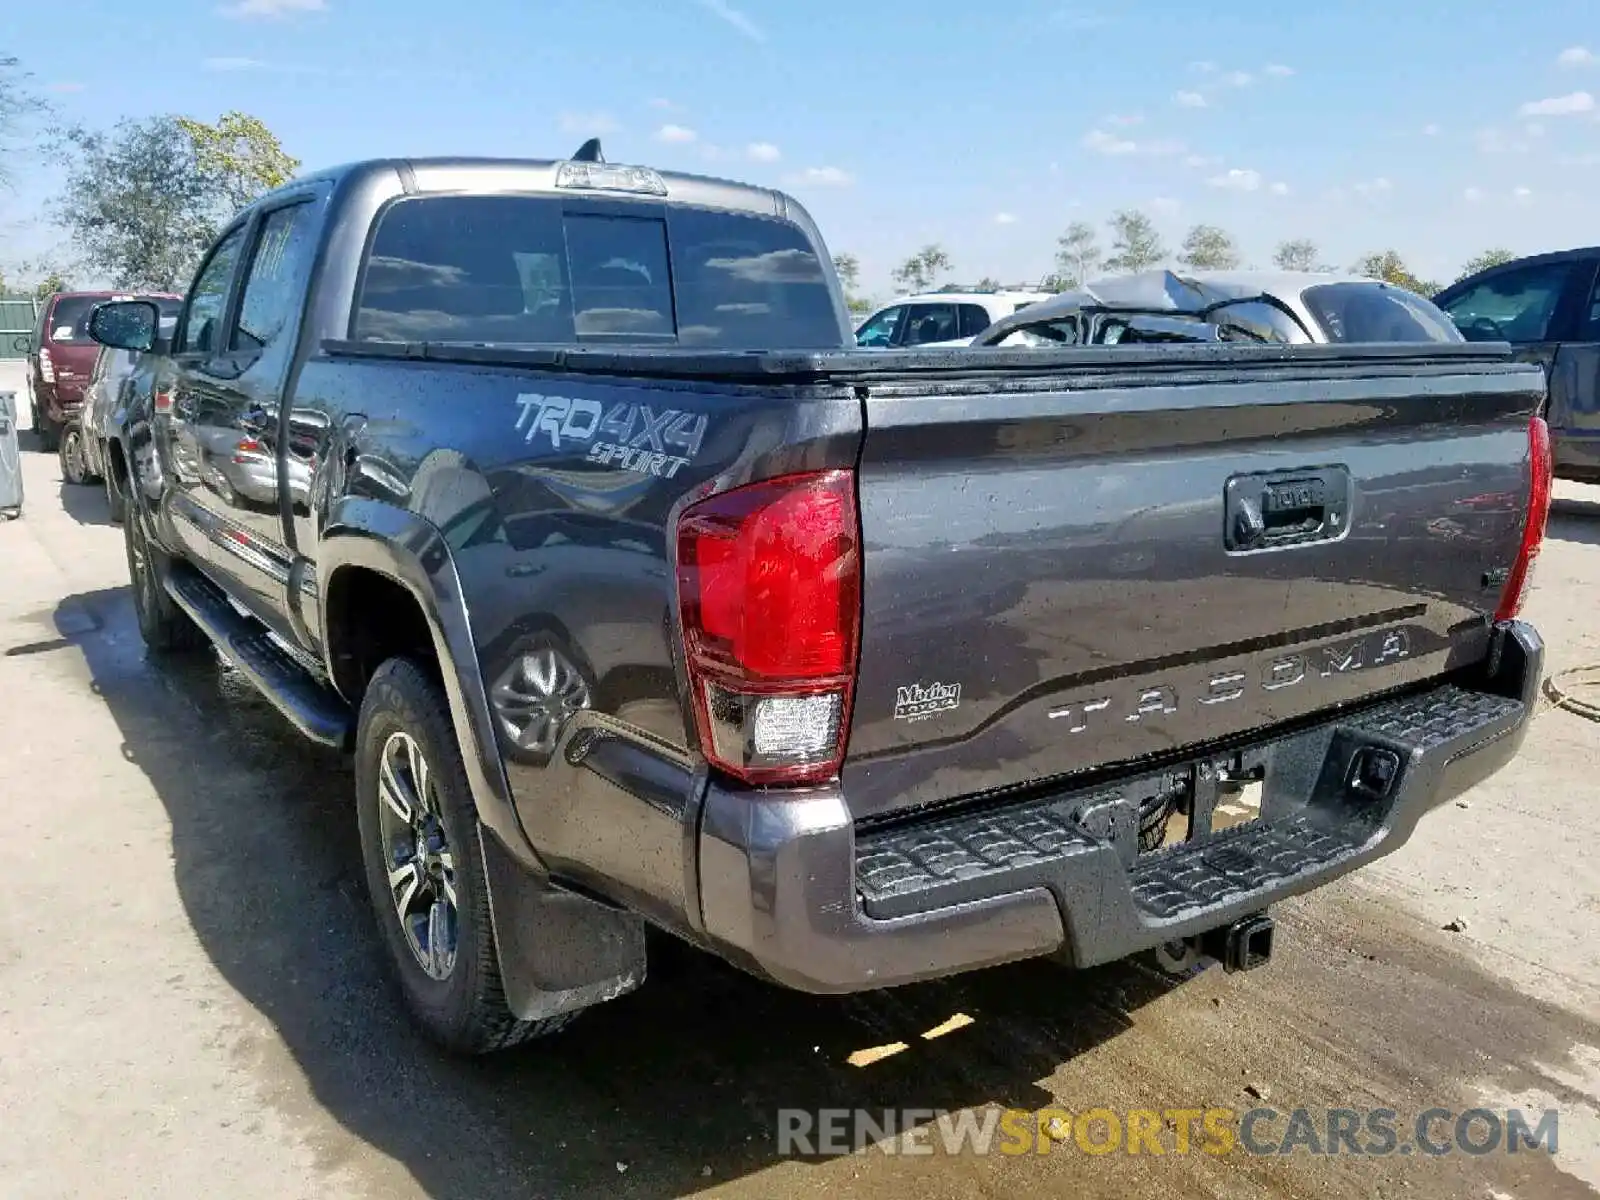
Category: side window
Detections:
[
  {"x1": 901, "y1": 304, "x2": 959, "y2": 346},
  {"x1": 855, "y1": 306, "x2": 904, "y2": 347},
  {"x1": 958, "y1": 304, "x2": 992, "y2": 338},
  {"x1": 178, "y1": 227, "x2": 247, "y2": 355},
  {"x1": 232, "y1": 203, "x2": 320, "y2": 354},
  {"x1": 1440, "y1": 261, "x2": 1575, "y2": 344},
  {"x1": 1580, "y1": 261, "x2": 1600, "y2": 341}
]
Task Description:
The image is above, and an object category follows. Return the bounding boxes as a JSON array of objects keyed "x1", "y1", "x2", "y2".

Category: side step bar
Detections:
[{"x1": 165, "y1": 568, "x2": 353, "y2": 748}]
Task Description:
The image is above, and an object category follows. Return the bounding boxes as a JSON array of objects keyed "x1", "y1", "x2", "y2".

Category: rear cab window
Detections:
[
  {"x1": 1302, "y1": 283, "x2": 1462, "y2": 343},
  {"x1": 353, "y1": 194, "x2": 845, "y2": 350}
]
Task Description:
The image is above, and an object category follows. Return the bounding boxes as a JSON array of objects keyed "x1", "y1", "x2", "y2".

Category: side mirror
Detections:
[{"x1": 88, "y1": 300, "x2": 161, "y2": 353}]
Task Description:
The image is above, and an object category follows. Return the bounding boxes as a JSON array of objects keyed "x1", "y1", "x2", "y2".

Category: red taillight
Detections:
[
  {"x1": 676, "y1": 469, "x2": 861, "y2": 786},
  {"x1": 154, "y1": 386, "x2": 174, "y2": 414},
  {"x1": 232, "y1": 438, "x2": 267, "y2": 464},
  {"x1": 1495, "y1": 415, "x2": 1553, "y2": 622}
]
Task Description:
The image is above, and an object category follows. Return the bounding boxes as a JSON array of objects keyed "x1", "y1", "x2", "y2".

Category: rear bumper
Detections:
[{"x1": 693, "y1": 621, "x2": 1542, "y2": 992}]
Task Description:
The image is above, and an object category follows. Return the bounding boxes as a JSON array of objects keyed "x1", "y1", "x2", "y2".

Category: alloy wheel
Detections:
[{"x1": 376, "y1": 730, "x2": 458, "y2": 981}]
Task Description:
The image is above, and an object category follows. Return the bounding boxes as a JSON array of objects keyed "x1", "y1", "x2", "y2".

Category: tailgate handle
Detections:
[{"x1": 1225, "y1": 468, "x2": 1349, "y2": 552}]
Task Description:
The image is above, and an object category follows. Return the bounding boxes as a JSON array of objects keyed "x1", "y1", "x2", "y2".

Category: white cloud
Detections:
[
  {"x1": 1084, "y1": 129, "x2": 1137, "y2": 154},
  {"x1": 1477, "y1": 125, "x2": 1532, "y2": 154},
  {"x1": 559, "y1": 111, "x2": 620, "y2": 136},
  {"x1": 1082, "y1": 129, "x2": 1182, "y2": 156},
  {"x1": 1463, "y1": 186, "x2": 1485, "y2": 202},
  {"x1": 1175, "y1": 91, "x2": 1208, "y2": 108},
  {"x1": 691, "y1": 0, "x2": 764, "y2": 42},
  {"x1": 203, "y1": 56, "x2": 265, "y2": 71},
  {"x1": 784, "y1": 166, "x2": 853, "y2": 188},
  {"x1": 1150, "y1": 197, "x2": 1181, "y2": 215},
  {"x1": 1264, "y1": 64, "x2": 1294, "y2": 77},
  {"x1": 1184, "y1": 153, "x2": 1220, "y2": 168},
  {"x1": 1223, "y1": 70, "x2": 1253, "y2": 87},
  {"x1": 1422, "y1": 123, "x2": 1441, "y2": 136},
  {"x1": 1513, "y1": 185, "x2": 1534, "y2": 202},
  {"x1": 217, "y1": 0, "x2": 323, "y2": 16},
  {"x1": 1525, "y1": 121, "x2": 1547, "y2": 137},
  {"x1": 1518, "y1": 91, "x2": 1595, "y2": 117},
  {"x1": 1106, "y1": 112, "x2": 1144, "y2": 126},
  {"x1": 654, "y1": 123, "x2": 698, "y2": 144},
  {"x1": 1191, "y1": 60, "x2": 1217, "y2": 73},
  {"x1": 994, "y1": 212, "x2": 1019, "y2": 225},
  {"x1": 1269, "y1": 181, "x2": 1290, "y2": 196},
  {"x1": 1353, "y1": 177, "x2": 1393, "y2": 197},
  {"x1": 1207, "y1": 167, "x2": 1262, "y2": 191},
  {"x1": 1558, "y1": 151, "x2": 1600, "y2": 166},
  {"x1": 745, "y1": 141, "x2": 781, "y2": 162},
  {"x1": 1557, "y1": 46, "x2": 1596, "y2": 68},
  {"x1": 649, "y1": 97, "x2": 681, "y2": 111}
]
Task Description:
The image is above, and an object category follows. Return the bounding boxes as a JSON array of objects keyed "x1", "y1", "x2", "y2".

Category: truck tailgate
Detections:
[{"x1": 842, "y1": 347, "x2": 1545, "y2": 820}]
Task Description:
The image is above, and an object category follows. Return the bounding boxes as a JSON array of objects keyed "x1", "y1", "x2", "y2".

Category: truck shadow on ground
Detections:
[
  {"x1": 57, "y1": 478, "x2": 114, "y2": 527},
  {"x1": 57, "y1": 586, "x2": 1187, "y2": 1200}
]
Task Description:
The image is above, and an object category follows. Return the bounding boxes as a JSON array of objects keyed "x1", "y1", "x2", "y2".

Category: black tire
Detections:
[
  {"x1": 355, "y1": 657, "x2": 575, "y2": 1053},
  {"x1": 59, "y1": 422, "x2": 92, "y2": 486},
  {"x1": 123, "y1": 500, "x2": 208, "y2": 653},
  {"x1": 104, "y1": 451, "x2": 126, "y2": 525}
]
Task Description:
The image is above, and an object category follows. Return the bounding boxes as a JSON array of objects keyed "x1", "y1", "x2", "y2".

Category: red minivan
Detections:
[{"x1": 27, "y1": 291, "x2": 181, "y2": 451}]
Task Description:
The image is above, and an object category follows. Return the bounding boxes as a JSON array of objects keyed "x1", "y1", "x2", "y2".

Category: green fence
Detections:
[{"x1": 0, "y1": 295, "x2": 41, "y2": 359}]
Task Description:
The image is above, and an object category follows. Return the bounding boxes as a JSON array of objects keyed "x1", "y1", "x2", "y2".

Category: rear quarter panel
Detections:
[{"x1": 295, "y1": 353, "x2": 862, "y2": 926}]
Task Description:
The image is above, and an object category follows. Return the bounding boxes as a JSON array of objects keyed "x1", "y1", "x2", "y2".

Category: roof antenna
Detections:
[{"x1": 572, "y1": 138, "x2": 605, "y2": 163}]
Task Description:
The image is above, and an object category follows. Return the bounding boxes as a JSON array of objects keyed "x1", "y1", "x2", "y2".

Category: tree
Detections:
[
  {"x1": 892, "y1": 244, "x2": 952, "y2": 293},
  {"x1": 31, "y1": 269, "x2": 70, "y2": 298},
  {"x1": 1352, "y1": 249, "x2": 1437, "y2": 296},
  {"x1": 55, "y1": 116, "x2": 222, "y2": 290},
  {"x1": 1457, "y1": 248, "x2": 1515, "y2": 282},
  {"x1": 1178, "y1": 224, "x2": 1240, "y2": 271},
  {"x1": 1103, "y1": 210, "x2": 1166, "y2": 273},
  {"x1": 175, "y1": 111, "x2": 299, "y2": 213},
  {"x1": 54, "y1": 110, "x2": 295, "y2": 291},
  {"x1": 1272, "y1": 238, "x2": 1331, "y2": 272},
  {"x1": 831, "y1": 253, "x2": 860, "y2": 294},
  {"x1": 1053, "y1": 220, "x2": 1101, "y2": 288},
  {"x1": 0, "y1": 56, "x2": 44, "y2": 186},
  {"x1": 975, "y1": 276, "x2": 1001, "y2": 290}
]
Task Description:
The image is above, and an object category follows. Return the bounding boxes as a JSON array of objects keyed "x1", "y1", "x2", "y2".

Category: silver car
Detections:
[
  {"x1": 64, "y1": 315, "x2": 178, "y2": 520},
  {"x1": 971, "y1": 270, "x2": 1462, "y2": 348}
]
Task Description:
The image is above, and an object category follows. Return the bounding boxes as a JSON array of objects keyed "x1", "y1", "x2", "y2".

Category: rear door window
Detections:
[
  {"x1": 354, "y1": 194, "x2": 842, "y2": 349},
  {"x1": 1438, "y1": 262, "x2": 1577, "y2": 343},
  {"x1": 44, "y1": 296, "x2": 105, "y2": 344},
  {"x1": 901, "y1": 304, "x2": 959, "y2": 346},
  {"x1": 232, "y1": 203, "x2": 322, "y2": 353},
  {"x1": 958, "y1": 304, "x2": 992, "y2": 338}
]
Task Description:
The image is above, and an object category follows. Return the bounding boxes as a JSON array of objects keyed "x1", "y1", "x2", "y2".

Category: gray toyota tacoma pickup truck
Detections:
[{"x1": 89, "y1": 148, "x2": 1552, "y2": 1054}]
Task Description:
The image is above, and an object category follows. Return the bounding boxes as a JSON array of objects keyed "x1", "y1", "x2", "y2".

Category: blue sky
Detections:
[{"x1": 4, "y1": 0, "x2": 1600, "y2": 297}]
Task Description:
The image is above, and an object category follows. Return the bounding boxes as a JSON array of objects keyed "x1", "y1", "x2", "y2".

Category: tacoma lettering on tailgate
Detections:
[{"x1": 1047, "y1": 629, "x2": 1411, "y2": 734}]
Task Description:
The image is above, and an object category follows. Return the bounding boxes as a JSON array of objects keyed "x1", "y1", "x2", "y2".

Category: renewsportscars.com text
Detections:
[{"x1": 776, "y1": 1106, "x2": 1561, "y2": 1159}]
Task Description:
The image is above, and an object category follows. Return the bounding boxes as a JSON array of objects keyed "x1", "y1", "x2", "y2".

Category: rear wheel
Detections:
[
  {"x1": 124, "y1": 500, "x2": 206, "y2": 653},
  {"x1": 59, "y1": 423, "x2": 91, "y2": 485},
  {"x1": 355, "y1": 657, "x2": 576, "y2": 1053}
]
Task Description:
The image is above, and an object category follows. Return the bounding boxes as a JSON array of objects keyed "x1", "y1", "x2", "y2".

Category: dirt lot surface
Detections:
[{"x1": 1, "y1": 362, "x2": 1596, "y2": 1198}]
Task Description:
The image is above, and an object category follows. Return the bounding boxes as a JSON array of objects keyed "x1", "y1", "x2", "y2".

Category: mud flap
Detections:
[{"x1": 478, "y1": 824, "x2": 648, "y2": 1021}]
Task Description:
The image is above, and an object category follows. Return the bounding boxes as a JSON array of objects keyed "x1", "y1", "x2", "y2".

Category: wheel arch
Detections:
[{"x1": 318, "y1": 496, "x2": 533, "y2": 873}]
